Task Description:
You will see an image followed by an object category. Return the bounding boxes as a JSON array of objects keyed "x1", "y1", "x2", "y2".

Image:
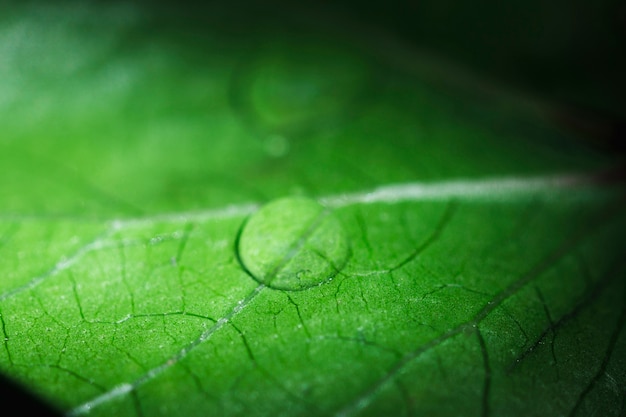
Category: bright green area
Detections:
[{"x1": 0, "y1": 2, "x2": 625, "y2": 417}]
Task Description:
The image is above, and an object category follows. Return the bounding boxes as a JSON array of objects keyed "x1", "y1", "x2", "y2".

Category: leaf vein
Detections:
[{"x1": 334, "y1": 198, "x2": 625, "y2": 416}]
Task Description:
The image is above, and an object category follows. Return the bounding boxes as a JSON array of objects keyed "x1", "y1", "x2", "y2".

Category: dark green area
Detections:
[
  {"x1": 142, "y1": 0, "x2": 626, "y2": 147},
  {"x1": 328, "y1": 0, "x2": 626, "y2": 114}
]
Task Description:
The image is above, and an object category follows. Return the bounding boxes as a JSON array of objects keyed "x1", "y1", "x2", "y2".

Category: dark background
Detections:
[
  {"x1": 327, "y1": 0, "x2": 626, "y2": 116},
  {"x1": 327, "y1": 0, "x2": 626, "y2": 151}
]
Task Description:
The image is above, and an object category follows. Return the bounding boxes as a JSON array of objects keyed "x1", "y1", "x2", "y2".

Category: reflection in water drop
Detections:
[{"x1": 237, "y1": 197, "x2": 349, "y2": 291}]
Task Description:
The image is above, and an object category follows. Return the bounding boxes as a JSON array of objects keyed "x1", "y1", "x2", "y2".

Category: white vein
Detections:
[
  {"x1": 69, "y1": 383, "x2": 133, "y2": 416},
  {"x1": 112, "y1": 172, "x2": 598, "y2": 228},
  {"x1": 321, "y1": 172, "x2": 590, "y2": 206},
  {"x1": 0, "y1": 206, "x2": 258, "y2": 301},
  {"x1": 67, "y1": 284, "x2": 265, "y2": 416},
  {"x1": 0, "y1": 226, "x2": 118, "y2": 302},
  {"x1": 113, "y1": 203, "x2": 260, "y2": 228}
]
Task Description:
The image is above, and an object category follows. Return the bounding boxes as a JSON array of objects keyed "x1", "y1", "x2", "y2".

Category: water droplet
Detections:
[
  {"x1": 264, "y1": 134, "x2": 289, "y2": 157},
  {"x1": 237, "y1": 197, "x2": 349, "y2": 291},
  {"x1": 235, "y1": 43, "x2": 369, "y2": 133}
]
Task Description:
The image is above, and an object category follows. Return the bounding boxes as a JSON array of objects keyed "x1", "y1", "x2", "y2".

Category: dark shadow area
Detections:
[
  {"x1": 0, "y1": 373, "x2": 63, "y2": 417},
  {"x1": 131, "y1": 0, "x2": 626, "y2": 152}
]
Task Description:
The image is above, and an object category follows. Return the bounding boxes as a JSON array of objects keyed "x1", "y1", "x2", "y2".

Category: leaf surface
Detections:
[{"x1": 1, "y1": 3, "x2": 625, "y2": 417}]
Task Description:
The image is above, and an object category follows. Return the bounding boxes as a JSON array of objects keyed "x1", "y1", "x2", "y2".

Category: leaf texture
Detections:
[{"x1": 0, "y1": 2, "x2": 624, "y2": 417}]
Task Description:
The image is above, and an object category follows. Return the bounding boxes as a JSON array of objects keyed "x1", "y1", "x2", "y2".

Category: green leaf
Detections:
[{"x1": 1, "y1": 2, "x2": 624, "y2": 417}]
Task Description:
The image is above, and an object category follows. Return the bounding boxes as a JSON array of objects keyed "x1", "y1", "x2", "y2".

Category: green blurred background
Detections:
[{"x1": 140, "y1": 0, "x2": 626, "y2": 150}]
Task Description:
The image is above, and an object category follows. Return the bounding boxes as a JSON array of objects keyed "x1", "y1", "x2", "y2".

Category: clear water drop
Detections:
[{"x1": 237, "y1": 196, "x2": 349, "y2": 291}]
